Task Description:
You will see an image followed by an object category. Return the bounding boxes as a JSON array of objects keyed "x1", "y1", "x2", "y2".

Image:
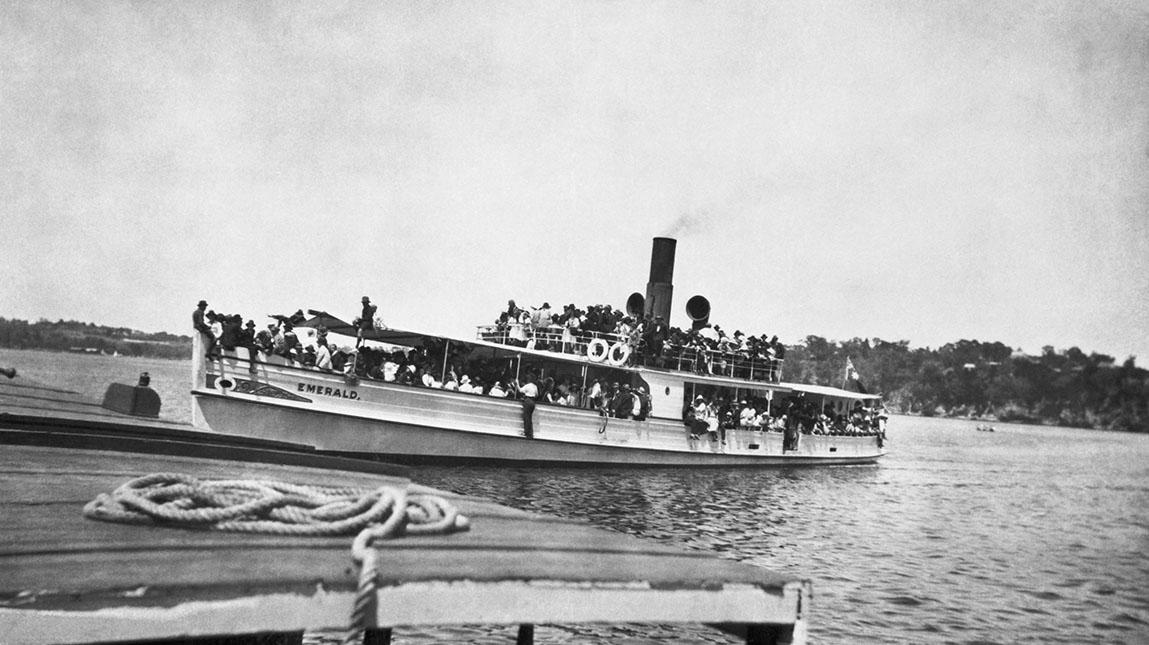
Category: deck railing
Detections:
[{"x1": 476, "y1": 325, "x2": 784, "y2": 382}]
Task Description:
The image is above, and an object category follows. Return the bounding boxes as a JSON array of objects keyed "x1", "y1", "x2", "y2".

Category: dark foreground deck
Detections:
[{"x1": 0, "y1": 378, "x2": 809, "y2": 644}]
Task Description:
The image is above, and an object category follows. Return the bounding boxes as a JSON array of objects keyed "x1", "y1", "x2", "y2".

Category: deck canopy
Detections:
[
  {"x1": 298, "y1": 312, "x2": 599, "y2": 366},
  {"x1": 297, "y1": 312, "x2": 884, "y2": 399},
  {"x1": 299, "y1": 312, "x2": 445, "y2": 349}
]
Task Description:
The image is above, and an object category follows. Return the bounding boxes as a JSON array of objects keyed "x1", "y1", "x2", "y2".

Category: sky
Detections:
[{"x1": 3, "y1": 1, "x2": 1148, "y2": 362}]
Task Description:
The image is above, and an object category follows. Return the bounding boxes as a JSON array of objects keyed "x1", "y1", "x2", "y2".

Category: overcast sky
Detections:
[{"x1": 3, "y1": 1, "x2": 1147, "y2": 362}]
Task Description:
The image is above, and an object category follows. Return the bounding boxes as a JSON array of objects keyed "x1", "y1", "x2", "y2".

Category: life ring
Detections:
[
  {"x1": 587, "y1": 339, "x2": 609, "y2": 363},
  {"x1": 214, "y1": 376, "x2": 235, "y2": 392},
  {"x1": 607, "y1": 342, "x2": 631, "y2": 366}
]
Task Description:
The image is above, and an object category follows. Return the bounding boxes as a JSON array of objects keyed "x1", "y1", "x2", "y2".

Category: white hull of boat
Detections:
[{"x1": 192, "y1": 354, "x2": 885, "y2": 467}]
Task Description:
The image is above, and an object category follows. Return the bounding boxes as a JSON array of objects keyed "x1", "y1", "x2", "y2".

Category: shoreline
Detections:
[{"x1": 888, "y1": 410, "x2": 1135, "y2": 433}]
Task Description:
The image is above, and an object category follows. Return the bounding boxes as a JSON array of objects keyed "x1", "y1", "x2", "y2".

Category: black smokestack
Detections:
[{"x1": 645, "y1": 237, "x2": 676, "y2": 323}]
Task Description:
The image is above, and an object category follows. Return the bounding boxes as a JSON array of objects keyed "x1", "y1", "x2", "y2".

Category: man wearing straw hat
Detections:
[{"x1": 356, "y1": 296, "x2": 378, "y2": 348}]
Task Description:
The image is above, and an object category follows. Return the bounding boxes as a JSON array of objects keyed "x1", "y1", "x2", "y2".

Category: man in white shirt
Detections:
[
  {"x1": 420, "y1": 369, "x2": 441, "y2": 389},
  {"x1": 315, "y1": 343, "x2": 333, "y2": 371},
  {"x1": 458, "y1": 375, "x2": 474, "y2": 393},
  {"x1": 442, "y1": 373, "x2": 459, "y2": 391},
  {"x1": 382, "y1": 358, "x2": 399, "y2": 382},
  {"x1": 587, "y1": 379, "x2": 604, "y2": 410},
  {"x1": 517, "y1": 378, "x2": 539, "y2": 401},
  {"x1": 739, "y1": 401, "x2": 758, "y2": 428},
  {"x1": 517, "y1": 376, "x2": 539, "y2": 439}
]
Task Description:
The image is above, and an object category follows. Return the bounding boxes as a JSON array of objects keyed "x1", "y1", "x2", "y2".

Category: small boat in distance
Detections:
[{"x1": 192, "y1": 238, "x2": 887, "y2": 466}]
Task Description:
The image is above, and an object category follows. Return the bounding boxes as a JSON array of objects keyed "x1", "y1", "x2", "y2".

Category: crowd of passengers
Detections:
[
  {"x1": 490, "y1": 300, "x2": 786, "y2": 377},
  {"x1": 193, "y1": 303, "x2": 655, "y2": 416},
  {"x1": 685, "y1": 391, "x2": 886, "y2": 443}
]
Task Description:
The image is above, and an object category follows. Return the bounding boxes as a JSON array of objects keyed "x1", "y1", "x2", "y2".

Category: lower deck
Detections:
[{"x1": 195, "y1": 356, "x2": 885, "y2": 467}]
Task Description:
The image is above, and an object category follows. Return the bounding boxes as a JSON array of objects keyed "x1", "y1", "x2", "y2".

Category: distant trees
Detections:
[
  {"x1": 0, "y1": 317, "x2": 191, "y2": 360},
  {"x1": 784, "y1": 336, "x2": 1148, "y2": 433}
]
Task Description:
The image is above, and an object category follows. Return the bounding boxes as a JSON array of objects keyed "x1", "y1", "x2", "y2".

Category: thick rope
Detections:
[{"x1": 83, "y1": 473, "x2": 470, "y2": 645}]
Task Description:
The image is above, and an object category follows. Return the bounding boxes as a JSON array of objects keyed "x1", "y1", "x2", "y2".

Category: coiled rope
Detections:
[{"x1": 83, "y1": 473, "x2": 470, "y2": 645}]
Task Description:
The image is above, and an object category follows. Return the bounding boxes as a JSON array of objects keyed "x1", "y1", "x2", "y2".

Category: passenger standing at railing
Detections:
[
  {"x1": 704, "y1": 398, "x2": 720, "y2": 441},
  {"x1": 611, "y1": 384, "x2": 632, "y2": 419},
  {"x1": 617, "y1": 317, "x2": 633, "y2": 342},
  {"x1": 207, "y1": 311, "x2": 224, "y2": 352},
  {"x1": 219, "y1": 315, "x2": 241, "y2": 354},
  {"x1": 626, "y1": 318, "x2": 643, "y2": 357},
  {"x1": 192, "y1": 300, "x2": 219, "y2": 359},
  {"x1": 533, "y1": 303, "x2": 552, "y2": 328},
  {"x1": 315, "y1": 341, "x2": 332, "y2": 372},
  {"x1": 535, "y1": 304, "x2": 560, "y2": 351},
  {"x1": 238, "y1": 319, "x2": 255, "y2": 346},
  {"x1": 505, "y1": 300, "x2": 521, "y2": 320},
  {"x1": 732, "y1": 331, "x2": 747, "y2": 353},
  {"x1": 635, "y1": 386, "x2": 650, "y2": 421},
  {"x1": 300, "y1": 345, "x2": 317, "y2": 367},
  {"x1": 239, "y1": 320, "x2": 259, "y2": 374},
  {"x1": 562, "y1": 309, "x2": 580, "y2": 354},
  {"x1": 281, "y1": 322, "x2": 299, "y2": 359},
  {"x1": 586, "y1": 378, "x2": 603, "y2": 410},
  {"x1": 739, "y1": 401, "x2": 757, "y2": 428},
  {"x1": 771, "y1": 337, "x2": 786, "y2": 383},
  {"x1": 644, "y1": 315, "x2": 669, "y2": 368},
  {"x1": 255, "y1": 324, "x2": 275, "y2": 357},
  {"x1": 509, "y1": 310, "x2": 529, "y2": 347},
  {"x1": 270, "y1": 322, "x2": 286, "y2": 356}
]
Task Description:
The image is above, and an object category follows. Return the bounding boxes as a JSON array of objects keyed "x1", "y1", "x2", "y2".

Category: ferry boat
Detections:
[{"x1": 191, "y1": 238, "x2": 887, "y2": 466}]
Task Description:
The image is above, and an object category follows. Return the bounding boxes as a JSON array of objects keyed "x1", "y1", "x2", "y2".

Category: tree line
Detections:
[
  {"x1": 786, "y1": 336, "x2": 1148, "y2": 433},
  {"x1": 0, "y1": 317, "x2": 191, "y2": 360}
]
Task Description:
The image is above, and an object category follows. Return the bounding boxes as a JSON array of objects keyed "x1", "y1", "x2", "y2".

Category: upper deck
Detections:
[{"x1": 476, "y1": 323, "x2": 786, "y2": 383}]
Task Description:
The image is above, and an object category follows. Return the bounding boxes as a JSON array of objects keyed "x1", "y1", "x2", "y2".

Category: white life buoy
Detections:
[
  {"x1": 607, "y1": 342, "x2": 631, "y2": 366},
  {"x1": 214, "y1": 376, "x2": 235, "y2": 392},
  {"x1": 587, "y1": 338, "x2": 609, "y2": 363}
]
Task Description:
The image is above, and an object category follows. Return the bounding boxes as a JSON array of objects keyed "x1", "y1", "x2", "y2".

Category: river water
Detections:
[
  {"x1": 2, "y1": 349, "x2": 1147, "y2": 643},
  {"x1": 414, "y1": 419, "x2": 1149, "y2": 644}
]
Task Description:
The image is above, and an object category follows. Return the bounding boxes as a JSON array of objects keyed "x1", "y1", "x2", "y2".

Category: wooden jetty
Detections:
[{"x1": 0, "y1": 377, "x2": 810, "y2": 644}]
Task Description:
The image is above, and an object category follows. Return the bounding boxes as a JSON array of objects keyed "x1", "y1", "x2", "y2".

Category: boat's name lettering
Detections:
[{"x1": 297, "y1": 383, "x2": 359, "y2": 400}]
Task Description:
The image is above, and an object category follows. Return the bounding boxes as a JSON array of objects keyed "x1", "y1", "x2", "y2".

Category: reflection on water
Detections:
[{"x1": 4, "y1": 350, "x2": 1146, "y2": 643}]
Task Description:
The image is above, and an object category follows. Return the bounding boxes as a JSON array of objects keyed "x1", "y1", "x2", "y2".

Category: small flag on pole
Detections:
[{"x1": 845, "y1": 357, "x2": 868, "y2": 394}]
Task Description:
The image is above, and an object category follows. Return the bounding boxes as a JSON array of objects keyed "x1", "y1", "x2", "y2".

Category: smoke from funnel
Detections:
[{"x1": 662, "y1": 210, "x2": 705, "y2": 238}]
